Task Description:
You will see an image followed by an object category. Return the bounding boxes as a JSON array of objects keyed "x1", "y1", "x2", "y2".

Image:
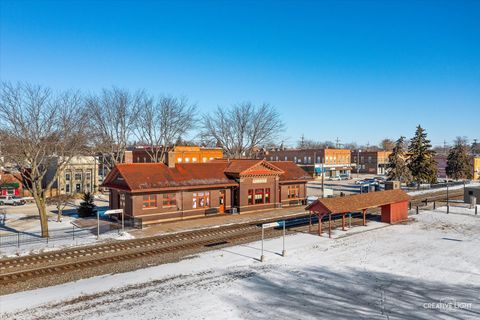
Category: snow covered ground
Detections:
[
  {"x1": 0, "y1": 196, "x2": 131, "y2": 257},
  {"x1": 1, "y1": 209, "x2": 479, "y2": 320}
]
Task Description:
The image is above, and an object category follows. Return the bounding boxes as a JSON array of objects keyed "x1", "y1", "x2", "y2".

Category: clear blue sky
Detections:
[{"x1": 1, "y1": 0, "x2": 479, "y2": 147}]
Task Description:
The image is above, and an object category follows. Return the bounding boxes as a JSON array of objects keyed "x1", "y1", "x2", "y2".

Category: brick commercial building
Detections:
[
  {"x1": 351, "y1": 150, "x2": 391, "y2": 175},
  {"x1": 435, "y1": 154, "x2": 480, "y2": 180},
  {"x1": 434, "y1": 154, "x2": 448, "y2": 179},
  {"x1": 260, "y1": 148, "x2": 353, "y2": 178},
  {"x1": 0, "y1": 171, "x2": 27, "y2": 196},
  {"x1": 102, "y1": 159, "x2": 311, "y2": 226},
  {"x1": 129, "y1": 146, "x2": 223, "y2": 167}
]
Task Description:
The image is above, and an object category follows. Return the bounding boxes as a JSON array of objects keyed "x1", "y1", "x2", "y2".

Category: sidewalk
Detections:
[{"x1": 129, "y1": 206, "x2": 310, "y2": 238}]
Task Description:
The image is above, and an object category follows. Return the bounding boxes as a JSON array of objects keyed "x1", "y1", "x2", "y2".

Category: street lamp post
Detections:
[
  {"x1": 97, "y1": 210, "x2": 100, "y2": 239},
  {"x1": 446, "y1": 179, "x2": 449, "y2": 214}
]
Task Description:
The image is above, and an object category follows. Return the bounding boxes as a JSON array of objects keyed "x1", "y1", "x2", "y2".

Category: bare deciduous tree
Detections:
[
  {"x1": 86, "y1": 88, "x2": 142, "y2": 169},
  {"x1": 0, "y1": 82, "x2": 88, "y2": 237},
  {"x1": 201, "y1": 102, "x2": 284, "y2": 158},
  {"x1": 379, "y1": 138, "x2": 395, "y2": 151},
  {"x1": 46, "y1": 193, "x2": 75, "y2": 222},
  {"x1": 134, "y1": 96, "x2": 197, "y2": 162},
  {"x1": 297, "y1": 138, "x2": 336, "y2": 149}
]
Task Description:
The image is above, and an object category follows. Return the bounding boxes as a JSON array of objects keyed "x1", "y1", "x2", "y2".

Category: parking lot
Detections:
[{"x1": 307, "y1": 173, "x2": 384, "y2": 198}]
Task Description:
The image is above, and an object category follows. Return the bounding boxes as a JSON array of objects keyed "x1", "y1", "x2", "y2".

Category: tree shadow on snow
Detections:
[{"x1": 228, "y1": 266, "x2": 479, "y2": 320}]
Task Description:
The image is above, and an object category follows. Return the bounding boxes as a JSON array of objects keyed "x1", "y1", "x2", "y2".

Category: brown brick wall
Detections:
[
  {"x1": 237, "y1": 176, "x2": 279, "y2": 212},
  {"x1": 280, "y1": 182, "x2": 307, "y2": 206},
  {"x1": 351, "y1": 151, "x2": 391, "y2": 174},
  {"x1": 123, "y1": 188, "x2": 232, "y2": 220}
]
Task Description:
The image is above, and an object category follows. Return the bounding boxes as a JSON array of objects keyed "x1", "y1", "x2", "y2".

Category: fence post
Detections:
[
  {"x1": 409, "y1": 202, "x2": 412, "y2": 210},
  {"x1": 72, "y1": 225, "x2": 75, "y2": 240},
  {"x1": 17, "y1": 232, "x2": 20, "y2": 248},
  {"x1": 433, "y1": 201, "x2": 436, "y2": 210},
  {"x1": 476, "y1": 206, "x2": 478, "y2": 215},
  {"x1": 416, "y1": 206, "x2": 419, "y2": 215}
]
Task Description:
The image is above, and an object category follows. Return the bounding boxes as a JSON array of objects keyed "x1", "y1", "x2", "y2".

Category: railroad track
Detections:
[
  {"x1": 0, "y1": 188, "x2": 461, "y2": 292},
  {"x1": 0, "y1": 215, "x2": 367, "y2": 290},
  {"x1": 409, "y1": 189, "x2": 463, "y2": 205}
]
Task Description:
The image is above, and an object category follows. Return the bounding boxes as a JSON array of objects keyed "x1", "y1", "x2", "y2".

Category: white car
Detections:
[
  {"x1": 328, "y1": 176, "x2": 341, "y2": 181},
  {"x1": 306, "y1": 196, "x2": 318, "y2": 205},
  {"x1": 0, "y1": 195, "x2": 26, "y2": 206}
]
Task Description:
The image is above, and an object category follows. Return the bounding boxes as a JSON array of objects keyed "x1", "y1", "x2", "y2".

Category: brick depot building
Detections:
[{"x1": 102, "y1": 159, "x2": 312, "y2": 226}]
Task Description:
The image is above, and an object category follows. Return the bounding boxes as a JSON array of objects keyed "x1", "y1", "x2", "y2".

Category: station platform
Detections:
[{"x1": 129, "y1": 206, "x2": 309, "y2": 238}]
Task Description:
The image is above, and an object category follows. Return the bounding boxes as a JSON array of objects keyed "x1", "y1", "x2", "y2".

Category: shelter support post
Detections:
[
  {"x1": 362, "y1": 209, "x2": 366, "y2": 226},
  {"x1": 328, "y1": 214, "x2": 332, "y2": 238},
  {"x1": 318, "y1": 213, "x2": 321, "y2": 236},
  {"x1": 309, "y1": 211, "x2": 312, "y2": 233},
  {"x1": 342, "y1": 213, "x2": 345, "y2": 231}
]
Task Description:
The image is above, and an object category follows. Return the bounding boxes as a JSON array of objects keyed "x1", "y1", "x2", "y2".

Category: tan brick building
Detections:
[
  {"x1": 44, "y1": 156, "x2": 99, "y2": 195},
  {"x1": 260, "y1": 148, "x2": 353, "y2": 178},
  {"x1": 129, "y1": 145, "x2": 223, "y2": 167}
]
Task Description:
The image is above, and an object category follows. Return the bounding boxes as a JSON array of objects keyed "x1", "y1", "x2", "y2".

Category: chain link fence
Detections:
[{"x1": 0, "y1": 218, "x2": 137, "y2": 252}]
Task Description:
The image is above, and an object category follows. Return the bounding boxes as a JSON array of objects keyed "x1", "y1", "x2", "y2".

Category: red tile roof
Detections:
[
  {"x1": 102, "y1": 163, "x2": 237, "y2": 192},
  {"x1": 102, "y1": 159, "x2": 311, "y2": 192},
  {"x1": 305, "y1": 189, "x2": 410, "y2": 214},
  {"x1": 270, "y1": 161, "x2": 313, "y2": 182}
]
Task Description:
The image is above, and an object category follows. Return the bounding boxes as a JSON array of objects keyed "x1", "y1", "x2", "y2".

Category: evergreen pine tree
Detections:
[
  {"x1": 386, "y1": 136, "x2": 412, "y2": 183},
  {"x1": 77, "y1": 192, "x2": 97, "y2": 218},
  {"x1": 408, "y1": 125, "x2": 437, "y2": 185},
  {"x1": 446, "y1": 137, "x2": 472, "y2": 180}
]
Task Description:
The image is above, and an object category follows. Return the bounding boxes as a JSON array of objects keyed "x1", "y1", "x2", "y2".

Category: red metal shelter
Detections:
[{"x1": 305, "y1": 189, "x2": 410, "y2": 238}]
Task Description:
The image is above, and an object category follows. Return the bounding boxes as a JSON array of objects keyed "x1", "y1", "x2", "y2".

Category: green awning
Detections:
[{"x1": 0, "y1": 182, "x2": 20, "y2": 189}]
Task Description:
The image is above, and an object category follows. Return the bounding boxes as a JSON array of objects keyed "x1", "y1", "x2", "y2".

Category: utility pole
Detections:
[
  {"x1": 300, "y1": 134, "x2": 305, "y2": 149},
  {"x1": 443, "y1": 140, "x2": 447, "y2": 155},
  {"x1": 321, "y1": 163, "x2": 325, "y2": 198},
  {"x1": 357, "y1": 149, "x2": 361, "y2": 178},
  {"x1": 335, "y1": 137, "x2": 340, "y2": 149}
]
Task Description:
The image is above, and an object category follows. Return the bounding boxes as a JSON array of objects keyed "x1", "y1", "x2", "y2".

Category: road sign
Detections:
[
  {"x1": 262, "y1": 222, "x2": 281, "y2": 229},
  {"x1": 104, "y1": 209, "x2": 123, "y2": 215},
  {"x1": 100, "y1": 209, "x2": 125, "y2": 236},
  {"x1": 260, "y1": 220, "x2": 286, "y2": 262}
]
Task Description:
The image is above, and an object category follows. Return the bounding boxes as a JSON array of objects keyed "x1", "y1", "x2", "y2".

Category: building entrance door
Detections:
[{"x1": 219, "y1": 190, "x2": 225, "y2": 213}]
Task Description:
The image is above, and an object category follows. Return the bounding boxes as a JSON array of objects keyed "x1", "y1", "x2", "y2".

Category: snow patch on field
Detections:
[{"x1": 1, "y1": 210, "x2": 479, "y2": 320}]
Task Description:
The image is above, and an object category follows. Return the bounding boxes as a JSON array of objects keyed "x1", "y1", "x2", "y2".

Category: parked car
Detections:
[
  {"x1": 306, "y1": 196, "x2": 318, "y2": 205},
  {"x1": 0, "y1": 195, "x2": 26, "y2": 206},
  {"x1": 356, "y1": 178, "x2": 377, "y2": 185},
  {"x1": 339, "y1": 174, "x2": 351, "y2": 180},
  {"x1": 328, "y1": 176, "x2": 341, "y2": 181}
]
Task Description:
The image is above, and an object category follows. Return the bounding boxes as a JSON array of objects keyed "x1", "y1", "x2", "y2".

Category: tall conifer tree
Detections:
[
  {"x1": 446, "y1": 137, "x2": 472, "y2": 180},
  {"x1": 386, "y1": 136, "x2": 412, "y2": 183},
  {"x1": 408, "y1": 125, "x2": 437, "y2": 184}
]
